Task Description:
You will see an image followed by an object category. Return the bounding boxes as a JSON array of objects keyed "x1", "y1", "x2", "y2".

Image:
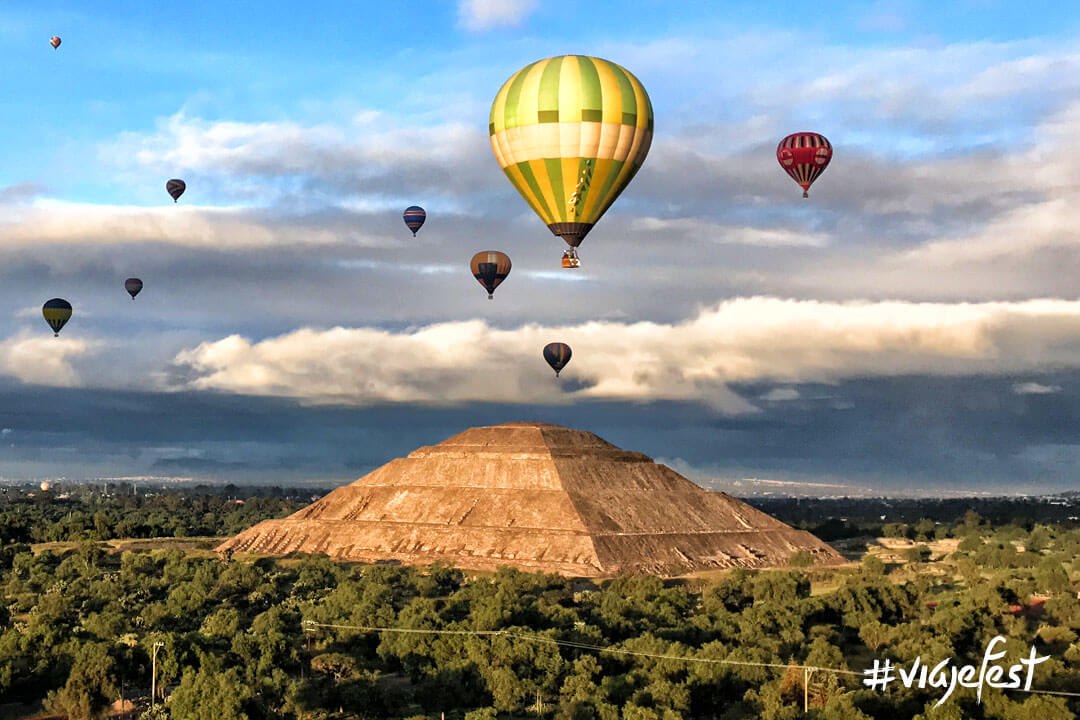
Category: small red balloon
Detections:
[{"x1": 777, "y1": 132, "x2": 832, "y2": 198}]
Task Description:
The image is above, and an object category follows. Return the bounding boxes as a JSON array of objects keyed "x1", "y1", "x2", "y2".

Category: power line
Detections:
[
  {"x1": 300, "y1": 620, "x2": 1080, "y2": 701},
  {"x1": 302, "y1": 620, "x2": 851, "y2": 676},
  {"x1": 303, "y1": 622, "x2": 504, "y2": 637}
]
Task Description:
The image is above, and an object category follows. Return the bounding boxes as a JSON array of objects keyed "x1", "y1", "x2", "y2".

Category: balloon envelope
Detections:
[
  {"x1": 403, "y1": 206, "x2": 426, "y2": 236},
  {"x1": 49, "y1": 36, "x2": 61, "y2": 49},
  {"x1": 543, "y1": 342, "x2": 572, "y2": 376},
  {"x1": 125, "y1": 278, "x2": 143, "y2": 299},
  {"x1": 490, "y1": 55, "x2": 653, "y2": 250},
  {"x1": 470, "y1": 251, "x2": 511, "y2": 299},
  {"x1": 166, "y1": 179, "x2": 186, "y2": 202},
  {"x1": 42, "y1": 298, "x2": 72, "y2": 336},
  {"x1": 777, "y1": 133, "x2": 832, "y2": 197}
]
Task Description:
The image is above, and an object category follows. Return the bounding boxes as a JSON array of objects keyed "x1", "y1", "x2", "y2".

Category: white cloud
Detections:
[
  {"x1": 885, "y1": 101, "x2": 1080, "y2": 266},
  {"x1": 761, "y1": 388, "x2": 800, "y2": 402},
  {"x1": 595, "y1": 32, "x2": 1080, "y2": 146},
  {"x1": 630, "y1": 218, "x2": 830, "y2": 248},
  {"x1": 748, "y1": 42, "x2": 1080, "y2": 130},
  {"x1": 2, "y1": 34, "x2": 1077, "y2": 348},
  {"x1": 101, "y1": 111, "x2": 492, "y2": 201},
  {"x1": 70, "y1": 74, "x2": 1080, "y2": 292},
  {"x1": 167, "y1": 298, "x2": 1080, "y2": 412},
  {"x1": 898, "y1": 198, "x2": 1079, "y2": 266},
  {"x1": 0, "y1": 200, "x2": 399, "y2": 250},
  {"x1": 458, "y1": 0, "x2": 537, "y2": 30},
  {"x1": 0, "y1": 332, "x2": 96, "y2": 387},
  {"x1": 1013, "y1": 382, "x2": 1061, "y2": 395}
]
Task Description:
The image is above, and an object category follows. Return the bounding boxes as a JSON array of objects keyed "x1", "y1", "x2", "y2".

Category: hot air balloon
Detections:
[
  {"x1": 125, "y1": 278, "x2": 143, "y2": 299},
  {"x1": 543, "y1": 342, "x2": 572, "y2": 377},
  {"x1": 403, "y1": 206, "x2": 426, "y2": 236},
  {"x1": 166, "y1": 179, "x2": 186, "y2": 202},
  {"x1": 490, "y1": 55, "x2": 653, "y2": 267},
  {"x1": 42, "y1": 298, "x2": 72, "y2": 337},
  {"x1": 777, "y1": 133, "x2": 832, "y2": 198},
  {"x1": 49, "y1": 36, "x2": 61, "y2": 49},
  {"x1": 470, "y1": 251, "x2": 511, "y2": 299}
]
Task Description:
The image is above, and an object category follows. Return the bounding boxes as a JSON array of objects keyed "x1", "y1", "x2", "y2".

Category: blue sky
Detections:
[
  {"x1": 3, "y1": 1, "x2": 1080, "y2": 493},
  {"x1": 4, "y1": 0, "x2": 1079, "y2": 199}
]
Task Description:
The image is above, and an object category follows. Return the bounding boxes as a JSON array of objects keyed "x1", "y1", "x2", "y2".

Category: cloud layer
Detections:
[
  {"x1": 166, "y1": 298, "x2": 1080, "y2": 411},
  {"x1": 5, "y1": 22, "x2": 1080, "y2": 489},
  {"x1": 0, "y1": 332, "x2": 95, "y2": 387}
]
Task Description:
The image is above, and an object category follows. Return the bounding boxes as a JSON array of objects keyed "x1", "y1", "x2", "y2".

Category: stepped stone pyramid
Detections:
[{"x1": 219, "y1": 422, "x2": 843, "y2": 576}]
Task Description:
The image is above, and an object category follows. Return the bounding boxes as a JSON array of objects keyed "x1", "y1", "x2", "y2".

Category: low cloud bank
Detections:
[{"x1": 168, "y1": 297, "x2": 1080, "y2": 411}]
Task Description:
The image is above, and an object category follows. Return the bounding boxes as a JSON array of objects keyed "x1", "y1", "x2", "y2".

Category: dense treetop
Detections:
[{"x1": 0, "y1": 489, "x2": 1078, "y2": 719}]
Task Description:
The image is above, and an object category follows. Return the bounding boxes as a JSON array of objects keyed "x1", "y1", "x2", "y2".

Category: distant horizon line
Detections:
[{"x1": 1, "y1": 476, "x2": 1076, "y2": 501}]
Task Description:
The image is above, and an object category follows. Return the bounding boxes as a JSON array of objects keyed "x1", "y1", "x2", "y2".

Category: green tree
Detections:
[
  {"x1": 912, "y1": 699, "x2": 966, "y2": 720},
  {"x1": 882, "y1": 523, "x2": 910, "y2": 539},
  {"x1": 702, "y1": 569, "x2": 754, "y2": 613},
  {"x1": 961, "y1": 510, "x2": 984, "y2": 534},
  {"x1": 168, "y1": 666, "x2": 252, "y2": 720},
  {"x1": 1009, "y1": 694, "x2": 1075, "y2": 720},
  {"x1": 46, "y1": 643, "x2": 118, "y2": 720},
  {"x1": 861, "y1": 554, "x2": 885, "y2": 577},
  {"x1": 1036, "y1": 625, "x2": 1077, "y2": 655},
  {"x1": 905, "y1": 545, "x2": 931, "y2": 564},
  {"x1": 815, "y1": 694, "x2": 873, "y2": 719},
  {"x1": 310, "y1": 652, "x2": 358, "y2": 682},
  {"x1": 1026, "y1": 527, "x2": 1051, "y2": 553},
  {"x1": 957, "y1": 534, "x2": 983, "y2": 553},
  {"x1": 751, "y1": 572, "x2": 810, "y2": 606},
  {"x1": 199, "y1": 606, "x2": 240, "y2": 639},
  {"x1": 913, "y1": 519, "x2": 936, "y2": 541},
  {"x1": 139, "y1": 705, "x2": 170, "y2": 720},
  {"x1": 858, "y1": 621, "x2": 892, "y2": 651},
  {"x1": 1033, "y1": 557, "x2": 1071, "y2": 594}
]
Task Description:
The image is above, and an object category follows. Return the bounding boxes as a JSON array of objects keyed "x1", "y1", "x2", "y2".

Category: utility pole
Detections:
[
  {"x1": 151, "y1": 642, "x2": 165, "y2": 709},
  {"x1": 803, "y1": 666, "x2": 815, "y2": 714}
]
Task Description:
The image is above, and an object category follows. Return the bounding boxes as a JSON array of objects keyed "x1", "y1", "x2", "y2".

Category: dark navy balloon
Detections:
[
  {"x1": 403, "y1": 206, "x2": 426, "y2": 236},
  {"x1": 125, "y1": 278, "x2": 143, "y2": 299},
  {"x1": 166, "y1": 179, "x2": 186, "y2": 202},
  {"x1": 543, "y1": 342, "x2": 572, "y2": 377},
  {"x1": 42, "y1": 298, "x2": 72, "y2": 336}
]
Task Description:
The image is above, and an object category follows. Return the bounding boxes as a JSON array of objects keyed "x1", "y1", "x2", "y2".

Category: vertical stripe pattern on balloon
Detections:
[
  {"x1": 490, "y1": 55, "x2": 653, "y2": 248},
  {"x1": 776, "y1": 133, "x2": 832, "y2": 197}
]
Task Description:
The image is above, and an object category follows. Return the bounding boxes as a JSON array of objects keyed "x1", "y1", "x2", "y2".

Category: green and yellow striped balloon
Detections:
[{"x1": 489, "y1": 55, "x2": 653, "y2": 250}]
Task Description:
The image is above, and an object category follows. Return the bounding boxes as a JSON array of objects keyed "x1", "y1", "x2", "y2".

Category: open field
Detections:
[{"x1": 30, "y1": 537, "x2": 227, "y2": 556}]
